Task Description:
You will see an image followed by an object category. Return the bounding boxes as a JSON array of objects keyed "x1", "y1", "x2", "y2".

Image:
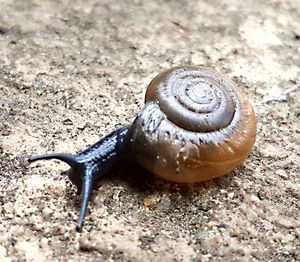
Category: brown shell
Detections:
[{"x1": 129, "y1": 66, "x2": 256, "y2": 183}]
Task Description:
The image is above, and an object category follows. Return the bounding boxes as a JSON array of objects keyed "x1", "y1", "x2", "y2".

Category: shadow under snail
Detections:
[{"x1": 28, "y1": 66, "x2": 257, "y2": 231}]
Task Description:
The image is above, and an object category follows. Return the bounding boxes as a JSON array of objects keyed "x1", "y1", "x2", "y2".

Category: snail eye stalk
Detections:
[
  {"x1": 28, "y1": 126, "x2": 130, "y2": 231},
  {"x1": 28, "y1": 153, "x2": 94, "y2": 232}
]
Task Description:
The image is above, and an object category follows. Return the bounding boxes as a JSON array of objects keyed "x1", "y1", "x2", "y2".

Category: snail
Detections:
[{"x1": 29, "y1": 66, "x2": 256, "y2": 231}]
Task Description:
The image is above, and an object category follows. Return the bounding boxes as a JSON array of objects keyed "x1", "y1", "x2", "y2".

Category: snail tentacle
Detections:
[
  {"x1": 28, "y1": 153, "x2": 79, "y2": 168},
  {"x1": 76, "y1": 167, "x2": 93, "y2": 232},
  {"x1": 29, "y1": 126, "x2": 131, "y2": 230}
]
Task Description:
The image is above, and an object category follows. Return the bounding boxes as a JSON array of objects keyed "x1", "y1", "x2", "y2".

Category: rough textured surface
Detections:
[{"x1": 0, "y1": 0, "x2": 299, "y2": 261}]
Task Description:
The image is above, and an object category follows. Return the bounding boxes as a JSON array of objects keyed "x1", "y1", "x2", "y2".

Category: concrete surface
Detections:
[{"x1": 0, "y1": 0, "x2": 299, "y2": 261}]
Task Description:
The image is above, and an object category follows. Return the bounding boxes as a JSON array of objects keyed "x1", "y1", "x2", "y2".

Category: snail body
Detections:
[{"x1": 29, "y1": 66, "x2": 256, "y2": 231}]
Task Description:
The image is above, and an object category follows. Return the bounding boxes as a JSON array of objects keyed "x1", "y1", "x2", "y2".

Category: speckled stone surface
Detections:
[{"x1": 0, "y1": 0, "x2": 299, "y2": 261}]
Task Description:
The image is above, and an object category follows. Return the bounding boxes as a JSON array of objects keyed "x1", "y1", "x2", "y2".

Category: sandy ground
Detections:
[{"x1": 0, "y1": 0, "x2": 300, "y2": 261}]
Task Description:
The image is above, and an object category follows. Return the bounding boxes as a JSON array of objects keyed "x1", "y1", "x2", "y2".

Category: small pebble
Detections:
[
  {"x1": 42, "y1": 207, "x2": 54, "y2": 218},
  {"x1": 275, "y1": 169, "x2": 288, "y2": 179}
]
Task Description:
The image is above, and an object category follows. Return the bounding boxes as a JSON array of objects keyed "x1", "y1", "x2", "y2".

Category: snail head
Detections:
[{"x1": 28, "y1": 153, "x2": 94, "y2": 232}]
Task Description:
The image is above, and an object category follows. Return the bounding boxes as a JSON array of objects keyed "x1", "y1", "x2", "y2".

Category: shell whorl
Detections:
[
  {"x1": 145, "y1": 66, "x2": 238, "y2": 133},
  {"x1": 130, "y1": 66, "x2": 256, "y2": 183}
]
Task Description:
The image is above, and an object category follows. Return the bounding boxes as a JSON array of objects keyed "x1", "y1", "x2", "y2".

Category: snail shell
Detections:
[{"x1": 129, "y1": 66, "x2": 256, "y2": 183}]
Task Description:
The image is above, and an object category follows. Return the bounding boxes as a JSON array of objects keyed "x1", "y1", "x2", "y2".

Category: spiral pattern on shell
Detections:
[
  {"x1": 145, "y1": 66, "x2": 238, "y2": 132},
  {"x1": 130, "y1": 66, "x2": 256, "y2": 183}
]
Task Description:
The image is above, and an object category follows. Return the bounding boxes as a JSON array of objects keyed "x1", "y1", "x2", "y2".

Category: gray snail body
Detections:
[{"x1": 29, "y1": 66, "x2": 257, "y2": 231}]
